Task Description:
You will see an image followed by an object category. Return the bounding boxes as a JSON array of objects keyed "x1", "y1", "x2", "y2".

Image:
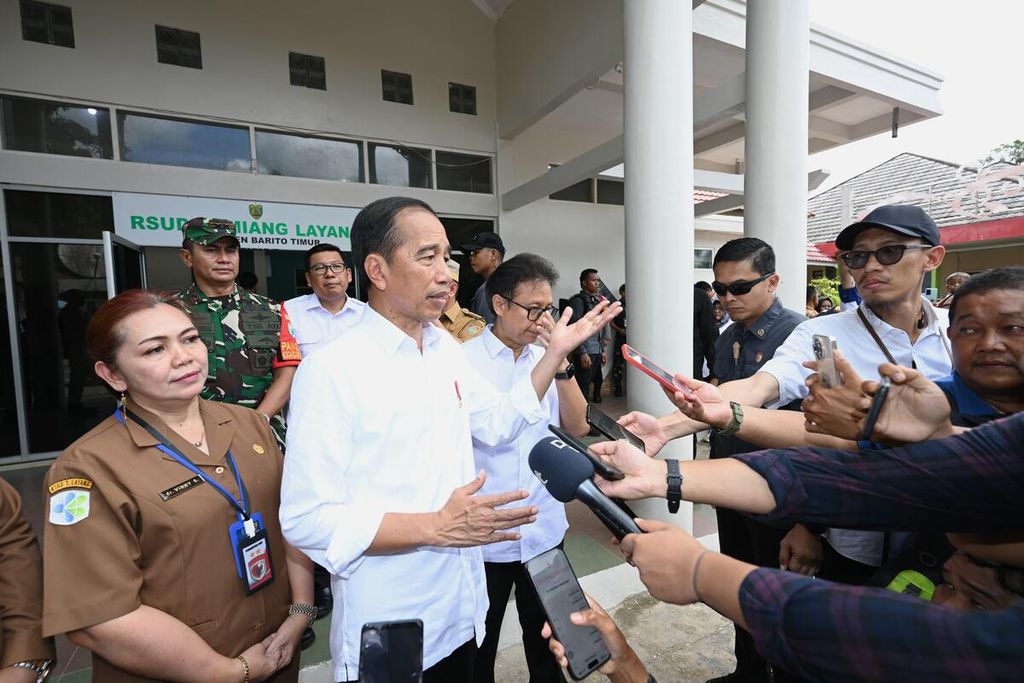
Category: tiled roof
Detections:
[
  {"x1": 694, "y1": 190, "x2": 727, "y2": 205},
  {"x1": 808, "y1": 153, "x2": 1024, "y2": 244},
  {"x1": 806, "y1": 243, "x2": 833, "y2": 265}
]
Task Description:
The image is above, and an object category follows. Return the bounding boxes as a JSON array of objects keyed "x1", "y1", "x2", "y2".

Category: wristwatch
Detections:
[
  {"x1": 665, "y1": 459, "x2": 682, "y2": 514},
  {"x1": 12, "y1": 659, "x2": 53, "y2": 683},
  {"x1": 555, "y1": 362, "x2": 575, "y2": 380},
  {"x1": 714, "y1": 401, "x2": 744, "y2": 438}
]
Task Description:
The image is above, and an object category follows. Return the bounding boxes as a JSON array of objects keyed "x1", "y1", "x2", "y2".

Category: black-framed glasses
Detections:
[
  {"x1": 840, "y1": 244, "x2": 932, "y2": 270},
  {"x1": 308, "y1": 262, "x2": 348, "y2": 276},
  {"x1": 501, "y1": 295, "x2": 556, "y2": 321},
  {"x1": 712, "y1": 272, "x2": 774, "y2": 297}
]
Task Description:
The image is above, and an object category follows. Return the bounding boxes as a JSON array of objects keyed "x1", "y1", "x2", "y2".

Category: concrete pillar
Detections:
[
  {"x1": 744, "y1": 0, "x2": 811, "y2": 310},
  {"x1": 623, "y1": 0, "x2": 694, "y2": 532}
]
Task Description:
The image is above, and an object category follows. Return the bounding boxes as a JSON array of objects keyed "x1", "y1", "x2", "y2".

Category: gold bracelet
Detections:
[{"x1": 237, "y1": 654, "x2": 250, "y2": 683}]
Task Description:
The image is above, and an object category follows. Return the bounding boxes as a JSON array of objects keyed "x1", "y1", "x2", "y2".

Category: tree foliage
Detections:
[{"x1": 983, "y1": 139, "x2": 1024, "y2": 166}]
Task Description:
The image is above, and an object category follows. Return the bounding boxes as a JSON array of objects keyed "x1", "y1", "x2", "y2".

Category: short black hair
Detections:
[
  {"x1": 486, "y1": 253, "x2": 559, "y2": 316},
  {"x1": 305, "y1": 243, "x2": 345, "y2": 271},
  {"x1": 580, "y1": 268, "x2": 598, "y2": 284},
  {"x1": 949, "y1": 266, "x2": 1024, "y2": 321},
  {"x1": 351, "y1": 196, "x2": 437, "y2": 293},
  {"x1": 695, "y1": 281, "x2": 712, "y2": 293},
  {"x1": 237, "y1": 271, "x2": 258, "y2": 289},
  {"x1": 713, "y1": 237, "x2": 775, "y2": 275}
]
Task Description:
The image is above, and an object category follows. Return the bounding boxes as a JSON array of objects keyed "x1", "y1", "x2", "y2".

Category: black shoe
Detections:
[
  {"x1": 592, "y1": 395, "x2": 602, "y2": 403},
  {"x1": 705, "y1": 673, "x2": 743, "y2": 683},
  {"x1": 613, "y1": 389, "x2": 623, "y2": 397},
  {"x1": 314, "y1": 584, "x2": 333, "y2": 620},
  {"x1": 301, "y1": 626, "x2": 316, "y2": 651}
]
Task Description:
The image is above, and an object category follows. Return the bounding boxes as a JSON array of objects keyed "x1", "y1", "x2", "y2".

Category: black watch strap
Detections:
[
  {"x1": 666, "y1": 458, "x2": 682, "y2": 514},
  {"x1": 555, "y1": 362, "x2": 574, "y2": 380}
]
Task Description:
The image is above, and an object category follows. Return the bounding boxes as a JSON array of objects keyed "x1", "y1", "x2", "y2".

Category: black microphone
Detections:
[{"x1": 529, "y1": 436, "x2": 642, "y2": 540}]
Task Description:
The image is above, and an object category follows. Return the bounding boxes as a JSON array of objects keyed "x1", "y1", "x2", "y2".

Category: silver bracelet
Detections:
[
  {"x1": 289, "y1": 602, "x2": 318, "y2": 627},
  {"x1": 12, "y1": 659, "x2": 53, "y2": 683}
]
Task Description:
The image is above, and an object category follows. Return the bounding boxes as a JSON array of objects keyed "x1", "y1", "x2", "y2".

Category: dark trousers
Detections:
[
  {"x1": 818, "y1": 540, "x2": 877, "y2": 585},
  {"x1": 575, "y1": 352, "x2": 603, "y2": 400},
  {"x1": 475, "y1": 560, "x2": 565, "y2": 683},
  {"x1": 341, "y1": 637, "x2": 476, "y2": 683},
  {"x1": 715, "y1": 507, "x2": 791, "y2": 683}
]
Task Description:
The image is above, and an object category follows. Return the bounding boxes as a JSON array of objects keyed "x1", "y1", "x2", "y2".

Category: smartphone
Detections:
[
  {"x1": 525, "y1": 548, "x2": 610, "y2": 681},
  {"x1": 860, "y1": 376, "x2": 891, "y2": 441},
  {"x1": 358, "y1": 619, "x2": 424, "y2": 683},
  {"x1": 811, "y1": 334, "x2": 841, "y2": 388},
  {"x1": 621, "y1": 344, "x2": 681, "y2": 394},
  {"x1": 586, "y1": 403, "x2": 645, "y2": 453},
  {"x1": 548, "y1": 424, "x2": 624, "y2": 480}
]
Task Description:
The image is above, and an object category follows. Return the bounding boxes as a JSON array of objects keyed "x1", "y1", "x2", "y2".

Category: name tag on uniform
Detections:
[{"x1": 228, "y1": 512, "x2": 275, "y2": 595}]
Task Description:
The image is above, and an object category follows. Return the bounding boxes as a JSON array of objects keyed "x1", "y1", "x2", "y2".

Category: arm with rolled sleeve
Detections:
[
  {"x1": 740, "y1": 568, "x2": 1024, "y2": 682},
  {"x1": 754, "y1": 321, "x2": 816, "y2": 407},
  {"x1": 279, "y1": 358, "x2": 387, "y2": 578}
]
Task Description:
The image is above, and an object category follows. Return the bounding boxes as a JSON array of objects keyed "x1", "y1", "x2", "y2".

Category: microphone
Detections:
[{"x1": 529, "y1": 436, "x2": 642, "y2": 540}]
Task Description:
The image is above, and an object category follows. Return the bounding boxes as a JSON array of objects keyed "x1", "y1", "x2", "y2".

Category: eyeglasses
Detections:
[
  {"x1": 501, "y1": 295, "x2": 557, "y2": 321},
  {"x1": 712, "y1": 272, "x2": 775, "y2": 297},
  {"x1": 308, "y1": 262, "x2": 348, "y2": 276},
  {"x1": 841, "y1": 244, "x2": 932, "y2": 270}
]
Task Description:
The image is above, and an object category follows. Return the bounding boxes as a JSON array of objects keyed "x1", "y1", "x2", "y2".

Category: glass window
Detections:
[
  {"x1": 289, "y1": 52, "x2": 326, "y2": 90},
  {"x1": 369, "y1": 143, "x2": 432, "y2": 188},
  {"x1": 11, "y1": 242, "x2": 114, "y2": 453},
  {"x1": 256, "y1": 130, "x2": 362, "y2": 182},
  {"x1": 20, "y1": 0, "x2": 74, "y2": 48},
  {"x1": 695, "y1": 248, "x2": 713, "y2": 269},
  {"x1": 119, "y1": 112, "x2": 251, "y2": 172},
  {"x1": 155, "y1": 25, "x2": 202, "y2": 69},
  {"x1": 0, "y1": 248, "x2": 21, "y2": 459},
  {"x1": 436, "y1": 151, "x2": 491, "y2": 194},
  {"x1": 5, "y1": 190, "x2": 112, "y2": 239},
  {"x1": 596, "y1": 178, "x2": 624, "y2": 205},
  {"x1": 1, "y1": 97, "x2": 112, "y2": 158},
  {"x1": 448, "y1": 82, "x2": 477, "y2": 115},
  {"x1": 381, "y1": 70, "x2": 414, "y2": 105}
]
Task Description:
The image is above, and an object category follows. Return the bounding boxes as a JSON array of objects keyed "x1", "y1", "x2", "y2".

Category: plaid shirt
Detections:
[{"x1": 732, "y1": 413, "x2": 1024, "y2": 682}]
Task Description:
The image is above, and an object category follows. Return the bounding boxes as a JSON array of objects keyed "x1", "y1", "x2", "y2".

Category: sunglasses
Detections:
[
  {"x1": 500, "y1": 295, "x2": 557, "y2": 321},
  {"x1": 840, "y1": 244, "x2": 932, "y2": 270},
  {"x1": 712, "y1": 272, "x2": 774, "y2": 297}
]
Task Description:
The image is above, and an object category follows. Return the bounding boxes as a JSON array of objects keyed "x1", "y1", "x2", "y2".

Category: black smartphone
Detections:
[
  {"x1": 358, "y1": 619, "x2": 424, "y2": 683},
  {"x1": 860, "y1": 377, "x2": 892, "y2": 441},
  {"x1": 525, "y1": 548, "x2": 610, "y2": 681},
  {"x1": 548, "y1": 424, "x2": 624, "y2": 480},
  {"x1": 586, "y1": 403, "x2": 646, "y2": 452}
]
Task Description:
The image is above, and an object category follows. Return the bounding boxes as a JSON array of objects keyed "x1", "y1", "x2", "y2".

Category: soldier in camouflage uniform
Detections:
[
  {"x1": 439, "y1": 259, "x2": 486, "y2": 342},
  {"x1": 176, "y1": 218, "x2": 301, "y2": 447}
]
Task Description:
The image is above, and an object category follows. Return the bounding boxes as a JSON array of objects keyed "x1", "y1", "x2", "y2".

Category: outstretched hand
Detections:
[
  {"x1": 663, "y1": 374, "x2": 732, "y2": 430},
  {"x1": 858, "y1": 364, "x2": 953, "y2": 443},
  {"x1": 546, "y1": 301, "x2": 622, "y2": 358},
  {"x1": 802, "y1": 351, "x2": 868, "y2": 439}
]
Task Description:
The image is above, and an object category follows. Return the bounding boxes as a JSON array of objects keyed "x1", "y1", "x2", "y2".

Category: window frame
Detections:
[
  {"x1": 155, "y1": 24, "x2": 203, "y2": 70},
  {"x1": 289, "y1": 51, "x2": 327, "y2": 90},
  {"x1": 448, "y1": 82, "x2": 477, "y2": 115},
  {"x1": 381, "y1": 69, "x2": 414, "y2": 105},
  {"x1": 19, "y1": 0, "x2": 74, "y2": 48}
]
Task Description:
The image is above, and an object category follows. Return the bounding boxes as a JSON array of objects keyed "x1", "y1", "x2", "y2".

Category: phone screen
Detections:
[
  {"x1": 586, "y1": 404, "x2": 645, "y2": 452},
  {"x1": 526, "y1": 549, "x2": 610, "y2": 680},
  {"x1": 359, "y1": 619, "x2": 423, "y2": 683}
]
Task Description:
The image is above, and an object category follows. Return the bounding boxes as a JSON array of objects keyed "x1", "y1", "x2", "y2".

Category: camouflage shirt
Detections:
[{"x1": 177, "y1": 284, "x2": 301, "y2": 438}]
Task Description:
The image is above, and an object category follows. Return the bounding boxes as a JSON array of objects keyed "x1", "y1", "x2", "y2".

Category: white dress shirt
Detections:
[
  {"x1": 461, "y1": 328, "x2": 569, "y2": 564},
  {"x1": 280, "y1": 306, "x2": 548, "y2": 680},
  {"x1": 282, "y1": 292, "x2": 367, "y2": 357},
  {"x1": 759, "y1": 297, "x2": 952, "y2": 566}
]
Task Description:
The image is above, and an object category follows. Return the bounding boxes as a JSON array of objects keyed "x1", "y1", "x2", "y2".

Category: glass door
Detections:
[{"x1": 102, "y1": 231, "x2": 146, "y2": 296}]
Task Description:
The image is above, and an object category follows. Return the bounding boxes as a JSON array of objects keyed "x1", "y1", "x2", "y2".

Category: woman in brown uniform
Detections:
[
  {"x1": 41, "y1": 290, "x2": 313, "y2": 682},
  {"x1": 0, "y1": 477, "x2": 55, "y2": 683}
]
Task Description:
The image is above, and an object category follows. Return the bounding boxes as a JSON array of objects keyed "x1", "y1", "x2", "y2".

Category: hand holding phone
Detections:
[
  {"x1": 812, "y1": 335, "x2": 842, "y2": 388},
  {"x1": 860, "y1": 376, "x2": 891, "y2": 441},
  {"x1": 586, "y1": 404, "x2": 645, "y2": 452},
  {"x1": 548, "y1": 424, "x2": 624, "y2": 480},
  {"x1": 621, "y1": 344, "x2": 683, "y2": 395},
  {"x1": 526, "y1": 549, "x2": 610, "y2": 680}
]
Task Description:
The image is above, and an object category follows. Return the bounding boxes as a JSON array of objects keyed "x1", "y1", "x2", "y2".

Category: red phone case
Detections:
[{"x1": 621, "y1": 344, "x2": 681, "y2": 393}]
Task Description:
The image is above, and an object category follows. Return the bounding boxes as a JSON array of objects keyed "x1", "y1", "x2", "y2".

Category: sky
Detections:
[{"x1": 808, "y1": 0, "x2": 1024, "y2": 192}]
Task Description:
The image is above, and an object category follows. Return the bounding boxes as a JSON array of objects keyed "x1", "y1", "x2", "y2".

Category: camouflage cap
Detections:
[{"x1": 183, "y1": 217, "x2": 239, "y2": 245}]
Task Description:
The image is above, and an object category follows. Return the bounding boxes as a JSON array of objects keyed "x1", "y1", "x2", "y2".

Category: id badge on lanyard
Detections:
[{"x1": 116, "y1": 407, "x2": 275, "y2": 595}]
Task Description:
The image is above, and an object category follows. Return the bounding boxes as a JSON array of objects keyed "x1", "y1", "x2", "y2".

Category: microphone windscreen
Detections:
[{"x1": 529, "y1": 436, "x2": 595, "y2": 503}]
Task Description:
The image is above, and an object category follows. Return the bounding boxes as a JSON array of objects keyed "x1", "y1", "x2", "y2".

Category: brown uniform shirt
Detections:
[
  {"x1": 42, "y1": 399, "x2": 296, "y2": 682},
  {"x1": 0, "y1": 478, "x2": 55, "y2": 667},
  {"x1": 439, "y1": 302, "x2": 486, "y2": 343}
]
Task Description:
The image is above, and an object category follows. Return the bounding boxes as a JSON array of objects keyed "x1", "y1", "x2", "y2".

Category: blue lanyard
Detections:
[{"x1": 115, "y1": 407, "x2": 251, "y2": 521}]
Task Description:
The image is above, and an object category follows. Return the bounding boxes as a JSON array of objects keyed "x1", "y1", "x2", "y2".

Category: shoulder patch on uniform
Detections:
[
  {"x1": 49, "y1": 490, "x2": 90, "y2": 525},
  {"x1": 48, "y1": 477, "x2": 93, "y2": 495}
]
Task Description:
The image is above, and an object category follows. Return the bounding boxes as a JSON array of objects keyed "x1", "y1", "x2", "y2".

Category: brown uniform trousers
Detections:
[
  {"x1": 0, "y1": 478, "x2": 55, "y2": 668},
  {"x1": 42, "y1": 399, "x2": 298, "y2": 682},
  {"x1": 440, "y1": 303, "x2": 486, "y2": 343}
]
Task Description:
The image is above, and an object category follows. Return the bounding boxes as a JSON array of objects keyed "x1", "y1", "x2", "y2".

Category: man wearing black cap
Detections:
[
  {"x1": 463, "y1": 232, "x2": 505, "y2": 325},
  {"x1": 622, "y1": 205, "x2": 953, "y2": 595}
]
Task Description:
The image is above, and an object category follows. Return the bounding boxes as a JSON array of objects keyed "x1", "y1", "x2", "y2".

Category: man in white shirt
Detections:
[
  {"x1": 622, "y1": 204, "x2": 952, "y2": 585},
  {"x1": 280, "y1": 197, "x2": 620, "y2": 682},
  {"x1": 283, "y1": 244, "x2": 367, "y2": 358},
  {"x1": 461, "y1": 253, "x2": 590, "y2": 683}
]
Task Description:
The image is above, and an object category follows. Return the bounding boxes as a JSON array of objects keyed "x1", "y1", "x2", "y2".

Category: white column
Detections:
[
  {"x1": 744, "y1": 0, "x2": 810, "y2": 310},
  {"x1": 623, "y1": 0, "x2": 694, "y2": 532}
]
